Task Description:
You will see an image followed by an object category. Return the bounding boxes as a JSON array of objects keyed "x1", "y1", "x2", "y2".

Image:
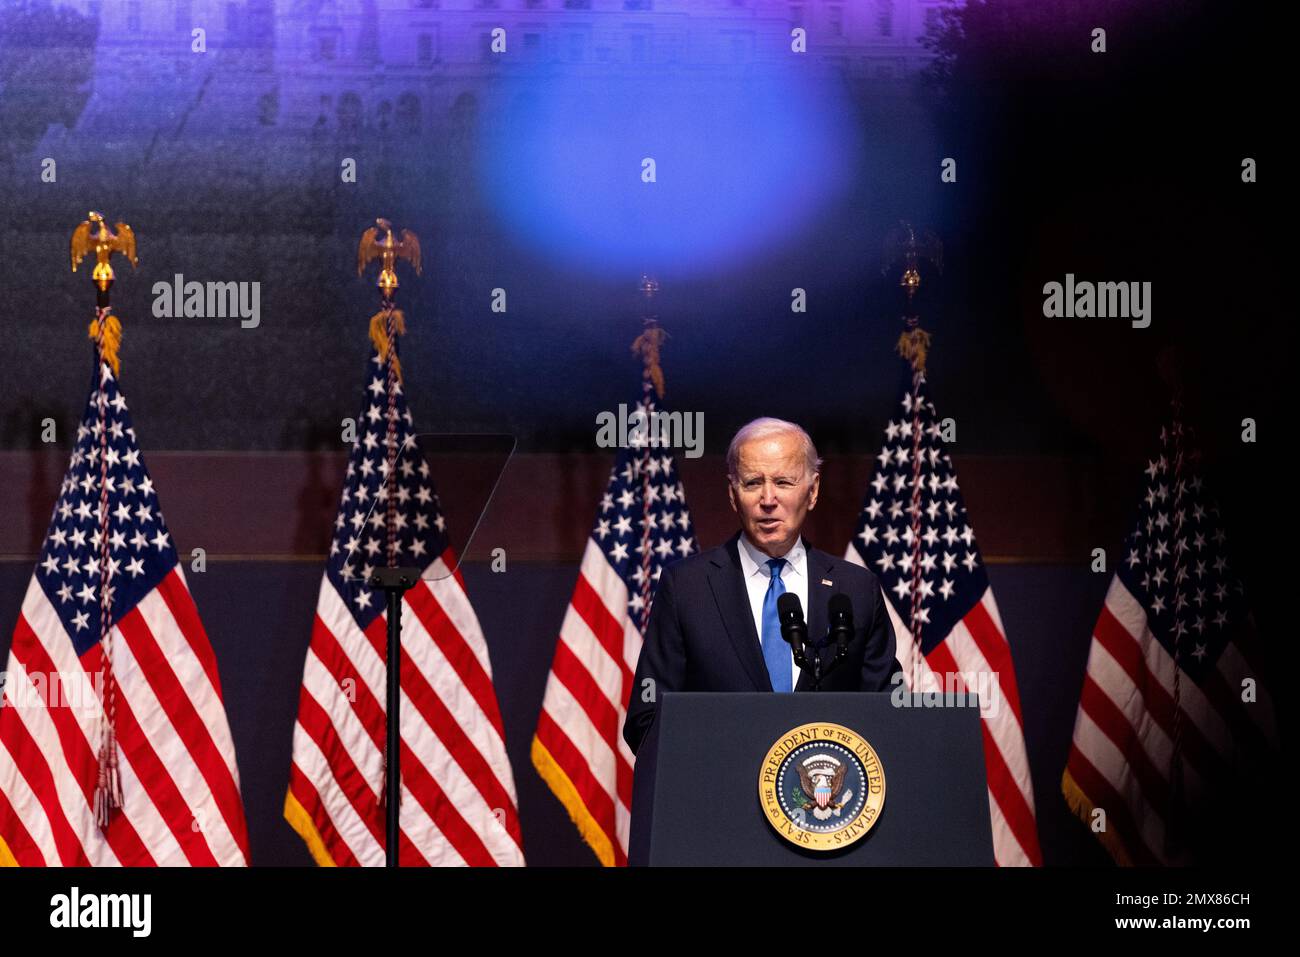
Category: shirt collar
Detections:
[{"x1": 737, "y1": 533, "x2": 805, "y2": 579}]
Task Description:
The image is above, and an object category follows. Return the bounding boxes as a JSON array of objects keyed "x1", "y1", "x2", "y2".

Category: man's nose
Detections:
[{"x1": 759, "y1": 484, "x2": 778, "y2": 506}]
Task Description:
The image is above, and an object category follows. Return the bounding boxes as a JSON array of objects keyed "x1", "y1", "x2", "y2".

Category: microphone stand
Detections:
[{"x1": 809, "y1": 630, "x2": 852, "y2": 691}]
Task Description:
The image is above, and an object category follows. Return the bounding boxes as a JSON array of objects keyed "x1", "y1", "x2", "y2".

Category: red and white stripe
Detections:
[
  {"x1": 286, "y1": 550, "x2": 524, "y2": 866},
  {"x1": 0, "y1": 568, "x2": 248, "y2": 866},
  {"x1": 844, "y1": 552, "x2": 1042, "y2": 866},
  {"x1": 1063, "y1": 575, "x2": 1276, "y2": 866},
  {"x1": 532, "y1": 538, "x2": 639, "y2": 867}
]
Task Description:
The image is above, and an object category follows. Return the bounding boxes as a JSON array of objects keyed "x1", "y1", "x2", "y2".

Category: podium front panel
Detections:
[{"x1": 642, "y1": 692, "x2": 995, "y2": 866}]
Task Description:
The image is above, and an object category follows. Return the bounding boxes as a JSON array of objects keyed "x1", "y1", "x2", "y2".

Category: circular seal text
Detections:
[{"x1": 757, "y1": 722, "x2": 885, "y2": 851}]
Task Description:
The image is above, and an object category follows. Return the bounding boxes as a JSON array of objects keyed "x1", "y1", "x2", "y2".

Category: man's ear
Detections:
[
  {"x1": 726, "y1": 478, "x2": 738, "y2": 514},
  {"x1": 808, "y1": 471, "x2": 821, "y2": 511}
]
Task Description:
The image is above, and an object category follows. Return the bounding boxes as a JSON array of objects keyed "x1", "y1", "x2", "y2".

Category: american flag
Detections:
[
  {"x1": 532, "y1": 383, "x2": 697, "y2": 866},
  {"x1": 1062, "y1": 417, "x2": 1277, "y2": 865},
  {"x1": 845, "y1": 373, "x2": 1042, "y2": 866},
  {"x1": 0, "y1": 360, "x2": 249, "y2": 866},
  {"x1": 284, "y1": 349, "x2": 524, "y2": 866}
]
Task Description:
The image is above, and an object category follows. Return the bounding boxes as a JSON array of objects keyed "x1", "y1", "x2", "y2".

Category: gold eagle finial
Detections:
[
  {"x1": 357, "y1": 217, "x2": 421, "y2": 298},
  {"x1": 883, "y1": 221, "x2": 942, "y2": 374},
  {"x1": 359, "y1": 219, "x2": 421, "y2": 383},
  {"x1": 70, "y1": 210, "x2": 138, "y2": 292}
]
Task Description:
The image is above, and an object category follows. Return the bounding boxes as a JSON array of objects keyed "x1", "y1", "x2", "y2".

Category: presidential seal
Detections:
[{"x1": 757, "y1": 722, "x2": 886, "y2": 851}]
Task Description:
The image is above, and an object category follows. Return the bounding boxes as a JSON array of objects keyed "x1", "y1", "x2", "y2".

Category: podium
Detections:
[{"x1": 629, "y1": 692, "x2": 994, "y2": 866}]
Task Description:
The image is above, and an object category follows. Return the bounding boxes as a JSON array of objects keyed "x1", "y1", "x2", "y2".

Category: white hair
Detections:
[{"x1": 726, "y1": 417, "x2": 822, "y2": 482}]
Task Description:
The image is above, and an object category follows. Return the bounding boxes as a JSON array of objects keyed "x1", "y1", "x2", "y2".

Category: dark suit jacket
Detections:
[{"x1": 622, "y1": 531, "x2": 900, "y2": 754}]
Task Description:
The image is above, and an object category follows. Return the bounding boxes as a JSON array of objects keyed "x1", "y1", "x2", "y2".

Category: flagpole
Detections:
[
  {"x1": 358, "y1": 219, "x2": 423, "y2": 868},
  {"x1": 1156, "y1": 346, "x2": 1189, "y2": 859},
  {"x1": 70, "y1": 211, "x2": 137, "y2": 826},
  {"x1": 884, "y1": 222, "x2": 942, "y2": 696},
  {"x1": 631, "y1": 275, "x2": 666, "y2": 633}
]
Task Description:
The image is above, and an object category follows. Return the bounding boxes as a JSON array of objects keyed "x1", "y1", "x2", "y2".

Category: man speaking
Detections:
[{"x1": 623, "y1": 417, "x2": 898, "y2": 755}]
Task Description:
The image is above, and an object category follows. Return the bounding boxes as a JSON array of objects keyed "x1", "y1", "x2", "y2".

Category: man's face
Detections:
[{"x1": 727, "y1": 432, "x2": 820, "y2": 558}]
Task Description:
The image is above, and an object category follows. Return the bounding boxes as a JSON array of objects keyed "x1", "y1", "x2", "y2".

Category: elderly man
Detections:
[{"x1": 622, "y1": 417, "x2": 899, "y2": 755}]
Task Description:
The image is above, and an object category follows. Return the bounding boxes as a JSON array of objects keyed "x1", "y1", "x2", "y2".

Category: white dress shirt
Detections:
[{"x1": 737, "y1": 533, "x2": 808, "y2": 686}]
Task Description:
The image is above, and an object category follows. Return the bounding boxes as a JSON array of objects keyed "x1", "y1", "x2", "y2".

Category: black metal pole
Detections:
[{"x1": 370, "y1": 566, "x2": 420, "y2": 868}]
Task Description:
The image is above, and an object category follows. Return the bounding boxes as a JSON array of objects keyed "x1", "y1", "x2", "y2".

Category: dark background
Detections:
[{"x1": 0, "y1": 0, "x2": 1285, "y2": 865}]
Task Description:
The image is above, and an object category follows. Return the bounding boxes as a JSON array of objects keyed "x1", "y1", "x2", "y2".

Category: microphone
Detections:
[
  {"x1": 809, "y1": 594, "x2": 854, "y2": 690},
  {"x1": 776, "y1": 593, "x2": 809, "y2": 669},
  {"x1": 827, "y1": 594, "x2": 854, "y2": 654}
]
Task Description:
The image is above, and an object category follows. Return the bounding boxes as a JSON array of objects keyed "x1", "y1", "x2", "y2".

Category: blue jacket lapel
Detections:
[{"x1": 708, "y1": 533, "x2": 772, "y2": 691}]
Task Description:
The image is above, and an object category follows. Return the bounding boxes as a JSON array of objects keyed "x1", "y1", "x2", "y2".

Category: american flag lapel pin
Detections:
[{"x1": 821, "y1": 578, "x2": 833, "y2": 586}]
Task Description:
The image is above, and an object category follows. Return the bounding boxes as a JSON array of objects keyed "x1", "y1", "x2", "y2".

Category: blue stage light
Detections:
[{"x1": 479, "y1": 64, "x2": 861, "y2": 277}]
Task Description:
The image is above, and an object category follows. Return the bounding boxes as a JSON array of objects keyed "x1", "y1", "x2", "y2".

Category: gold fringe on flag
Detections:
[
  {"x1": 88, "y1": 311, "x2": 123, "y2": 376},
  {"x1": 895, "y1": 326, "x2": 931, "y2": 374},
  {"x1": 531, "y1": 737, "x2": 617, "y2": 867},
  {"x1": 283, "y1": 790, "x2": 339, "y2": 867},
  {"x1": 369, "y1": 308, "x2": 406, "y2": 383},
  {"x1": 1060, "y1": 767, "x2": 1134, "y2": 867}
]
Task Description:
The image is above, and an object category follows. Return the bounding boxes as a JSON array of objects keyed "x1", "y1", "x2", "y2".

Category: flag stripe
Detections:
[
  {"x1": 286, "y1": 354, "x2": 522, "y2": 866},
  {"x1": 406, "y1": 569, "x2": 508, "y2": 741},
  {"x1": 539, "y1": 668, "x2": 625, "y2": 816},
  {"x1": 1064, "y1": 420, "x2": 1273, "y2": 865},
  {"x1": 0, "y1": 362, "x2": 248, "y2": 867},
  {"x1": 8, "y1": 615, "x2": 156, "y2": 865},
  {"x1": 963, "y1": 599, "x2": 1028, "y2": 731},
  {"x1": 362, "y1": 609, "x2": 522, "y2": 864},
  {"x1": 290, "y1": 719, "x2": 376, "y2": 866},
  {"x1": 925, "y1": 640, "x2": 1041, "y2": 865},
  {"x1": 533, "y1": 391, "x2": 699, "y2": 864},
  {"x1": 0, "y1": 736, "x2": 54, "y2": 866},
  {"x1": 156, "y1": 570, "x2": 225, "y2": 704},
  {"x1": 1078, "y1": 672, "x2": 1171, "y2": 820},
  {"x1": 395, "y1": 740, "x2": 487, "y2": 866},
  {"x1": 1065, "y1": 741, "x2": 1160, "y2": 866},
  {"x1": 0, "y1": 689, "x2": 92, "y2": 866},
  {"x1": 1092, "y1": 602, "x2": 1227, "y2": 783},
  {"x1": 401, "y1": 590, "x2": 524, "y2": 846},
  {"x1": 294, "y1": 683, "x2": 388, "y2": 852},
  {"x1": 394, "y1": 638, "x2": 520, "y2": 859},
  {"x1": 115, "y1": 605, "x2": 247, "y2": 859},
  {"x1": 845, "y1": 375, "x2": 1041, "y2": 865},
  {"x1": 285, "y1": 766, "x2": 349, "y2": 866},
  {"x1": 570, "y1": 573, "x2": 634, "y2": 693},
  {"x1": 558, "y1": 606, "x2": 627, "y2": 715},
  {"x1": 104, "y1": 656, "x2": 221, "y2": 865},
  {"x1": 535, "y1": 708, "x2": 623, "y2": 864},
  {"x1": 295, "y1": 581, "x2": 522, "y2": 866},
  {"x1": 548, "y1": 636, "x2": 634, "y2": 810}
]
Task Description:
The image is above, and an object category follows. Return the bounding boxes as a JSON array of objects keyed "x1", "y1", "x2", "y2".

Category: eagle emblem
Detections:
[
  {"x1": 357, "y1": 217, "x2": 421, "y2": 297},
  {"x1": 759, "y1": 723, "x2": 886, "y2": 851},
  {"x1": 797, "y1": 755, "x2": 854, "y2": 821},
  {"x1": 70, "y1": 210, "x2": 138, "y2": 290}
]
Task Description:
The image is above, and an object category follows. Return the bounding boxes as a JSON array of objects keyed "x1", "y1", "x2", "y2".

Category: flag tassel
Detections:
[
  {"x1": 91, "y1": 308, "x2": 123, "y2": 827},
  {"x1": 369, "y1": 307, "x2": 406, "y2": 383},
  {"x1": 94, "y1": 730, "x2": 124, "y2": 827},
  {"x1": 88, "y1": 309, "x2": 122, "y2": 378}
]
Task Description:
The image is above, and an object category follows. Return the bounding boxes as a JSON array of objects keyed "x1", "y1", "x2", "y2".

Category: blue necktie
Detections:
[{"x1": 760, "y1": 558, "x2": 792, "y2": 693}]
